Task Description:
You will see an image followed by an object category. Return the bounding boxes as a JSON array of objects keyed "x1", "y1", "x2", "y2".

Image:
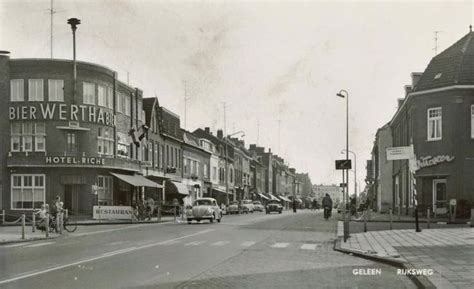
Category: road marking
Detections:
[
  {"x1": 211, "y1": 241, "x2": 230, "y2": 246},
  {"x1": 271, "y1": 242, "x2": 290, "y2": 248},
  {"x1": 3, "y1": 242, "x2": 34, "y2": 248},
  {"x1": 300, "y1": 244, "x2": 318, "y2": 250},
  {"x1": 24, "y1": 242, "x2": 56, "y2": 248},
  {"x1": 0, "y1": 228, "x2": 214, "y2": 285},
  {"x1": 106, "y1": 241, "x2": 129, "y2": 246},
  {"x1": 241, "y1": 241, "x2": 255, "y2": 247},
  {"x1": 184, "y1": 241, "x2": 206, "y2": 246},
  {"x1": 73, "y1": 224, "x2": 149, "y2": 237}
]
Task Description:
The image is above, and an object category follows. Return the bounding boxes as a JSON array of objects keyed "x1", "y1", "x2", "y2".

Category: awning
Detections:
[
  {"x1": 212, "y1": 188, "x2": 230, "y2": 194},
  {"x1": 258, "y1": 193, "x2": 269, "y2": 200},
  {"x1": 279, "y1": 196, "x2": 291, "y2": 202},
  {"x1": 268, "y1": 194, "x2": 280, "y2": 201},
  {"x1": 170, "y1": 181, "x2": 190, "y2": 196},
  {"x1": 110, "y1": 173, "x2": 163, "y2": 188}
]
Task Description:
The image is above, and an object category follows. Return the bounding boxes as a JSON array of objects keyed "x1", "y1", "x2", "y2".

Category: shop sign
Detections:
[
  {"x1": 386, "y1": 146, "x2": 414, "y2": 161},
  {"x1": 417, "y1": 155, "x2": 455, "y2": 169},
  {"x1": 45, "y1": 156, "x2": 105, "y2": 165},
  {"x1": 93, "y1": 206, "x2": 132, "y2": 220},
  {"x1": 9, "y1": 104, "x2": 116, "y2": 127}
]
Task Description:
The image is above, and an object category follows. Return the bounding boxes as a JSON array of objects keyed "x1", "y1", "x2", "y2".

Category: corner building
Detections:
[{"x1": 0, "y1": 52, "x2": 154, "y2": 215}]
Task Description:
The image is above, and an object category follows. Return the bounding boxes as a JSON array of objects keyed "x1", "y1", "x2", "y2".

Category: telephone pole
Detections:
[{"x1": 433, "y1": 30, "x2": 442, "y2": 56}]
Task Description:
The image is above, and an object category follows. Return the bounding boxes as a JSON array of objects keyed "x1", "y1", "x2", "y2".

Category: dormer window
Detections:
[{"x1": 434, "y1": 73, "x2": 442, "y2": 80}]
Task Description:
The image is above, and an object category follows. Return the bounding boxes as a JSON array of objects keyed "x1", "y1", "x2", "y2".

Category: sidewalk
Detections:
[
  {"x1": 344, "y1": 211, "x2": 470, "y2": 224},
  {"x1": 0, "y1": 216, "x2": 177, "y2": 245},
  {"x1": 335, "y1": 221, "x2": 474, "y2": 289}
]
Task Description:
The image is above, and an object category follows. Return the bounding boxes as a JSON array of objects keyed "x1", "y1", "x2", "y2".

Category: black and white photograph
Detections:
[{"x1": 0, "y1": 0, "x2": 473, "y2": 288}]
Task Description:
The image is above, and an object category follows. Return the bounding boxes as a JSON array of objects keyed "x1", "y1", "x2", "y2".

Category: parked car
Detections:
[
  {"x1": 241, "y1": 200, "x2": 254, "y2": 213},
  {"x1": 186, "y1": 198, "x2": 222, "y2": 224},
  {"x1": 266, "y1": 200, "x2": 283, "y2": 214},
  {"x1": 253, "y1": 201, "x2": 264, "y2": 212},
  {"x1": 227, "y1": 201, "x2": 239, "y2": 214}
]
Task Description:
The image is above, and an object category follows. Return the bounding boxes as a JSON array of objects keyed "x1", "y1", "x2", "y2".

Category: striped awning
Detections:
[
  {"x1": 268, "y1": 194, "x2": 280, "y2": 201},
  {"x1": 111, "y1": 173, "x2": 163, "y2": 188},
  {"x1": 258, "y1": 193, "x2": 269, "y2": 200}
]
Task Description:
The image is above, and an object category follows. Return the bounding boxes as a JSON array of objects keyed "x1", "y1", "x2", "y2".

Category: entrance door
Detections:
[
  {"x1": 433, "y1": 179, "x2": 447, "y2": 212},
  {"x1": 64, "y1": 185, "x2": 80, "y2": 214}
]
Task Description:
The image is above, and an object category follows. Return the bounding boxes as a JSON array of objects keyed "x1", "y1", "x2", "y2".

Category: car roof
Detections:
[{"x1": 195, "y1": 198, "x2": 216, "y2": 201}]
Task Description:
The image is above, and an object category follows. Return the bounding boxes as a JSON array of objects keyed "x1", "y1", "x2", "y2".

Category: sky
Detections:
[{"x1": 1, "y1": 0, "x2": 473, "y2": 194}]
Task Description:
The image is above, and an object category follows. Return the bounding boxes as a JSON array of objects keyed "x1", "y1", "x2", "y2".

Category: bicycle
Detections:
[
  {"x1": 323, "y1": 206, "x2": 332, "y2": 220},
  {"x1": 49, "y1": 214, "x2": 78, "y2": 233}
]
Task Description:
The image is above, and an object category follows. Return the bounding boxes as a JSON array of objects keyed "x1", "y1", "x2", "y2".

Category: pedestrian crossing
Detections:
[{"x1": 162, "y1": 240, "x2": 321, "y2": 250}]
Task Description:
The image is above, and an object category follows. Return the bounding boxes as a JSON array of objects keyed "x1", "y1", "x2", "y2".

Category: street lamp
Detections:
[
  {"x1": 224, "y1": 131, "x2": 245, "y2": 206},
  {"x1": 337, "y1": 89, "x2": 350, "y2": 242},
  {"x1": 341, "y1": 149, "x2": 357, "y2": 205},
  {"x1": 67, "y1": 17, "x2": 80, "y2": 104}
]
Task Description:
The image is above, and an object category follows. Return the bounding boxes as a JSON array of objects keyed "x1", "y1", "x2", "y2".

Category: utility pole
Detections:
[
  {"x1": 184, "y1": 81, "x2": 189, "y2": 130},
  {"x1": 224, "y1": 102, "x2": 229, "y2": 205}
]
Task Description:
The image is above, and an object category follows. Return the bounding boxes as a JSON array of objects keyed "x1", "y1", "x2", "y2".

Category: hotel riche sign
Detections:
[{"x1": 9, "y1": 103, "x2": 116, "y2": 127}]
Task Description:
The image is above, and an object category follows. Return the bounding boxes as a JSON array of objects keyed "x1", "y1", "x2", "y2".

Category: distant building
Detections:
[{"x1": 312, "y1": 185, "x2": 343, "y2": 205}]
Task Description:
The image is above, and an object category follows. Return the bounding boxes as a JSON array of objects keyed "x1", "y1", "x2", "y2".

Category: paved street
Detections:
[{"x1": 0, "y1": 210, "x2": 415, "y2": 289}]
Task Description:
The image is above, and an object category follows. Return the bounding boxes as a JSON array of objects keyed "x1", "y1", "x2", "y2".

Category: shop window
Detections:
[
  {"x1": 28, "y1": 79, "x2": 44, "y2": 101},
  {"x1": 48, "y1": 79, "x2": 64, "y2": 102},
  {"x1": 98, "y1": 127, "x2": 114, "y2": 156},
  {"x1": 427, "y1": 107, "x2": 442, "y2": 141},
  {"x1": 11, "y1": 174, "x2": 45, "y2": 209},
  {"x1": 10, "y1": 79, "x2": 24, "y2": 102},
  {"x1": 96, "y1": 176, "x2": 113, "y2": 206}
]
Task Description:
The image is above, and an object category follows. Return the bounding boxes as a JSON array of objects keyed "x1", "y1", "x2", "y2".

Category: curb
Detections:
[
  {"x1": 333, "y1": 237, "x2": 436, "y2": 289},
  {"x1": 0, "y1": 235, "x2": 60, "y2": 246},
  {"x1": 1, "y1": 219, "x2": 174, "y2": 227}
]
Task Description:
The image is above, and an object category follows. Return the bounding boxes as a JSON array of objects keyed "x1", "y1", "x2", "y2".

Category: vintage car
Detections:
[
  {"x1": 241, "y1": 200, "x2": 254, "y2": 213},
  {"x1": 253, "y1": 201, "x2": 264, "y2": 212},
  {"x1": 186, "y1": 198, "x2": 222, "y2": 224},
  {"x1": 227, "y1": 201, "x2": 240, "y2": 214},
  {"x1": 266, "y1": 200, "x2": 283, "y2": 214}
]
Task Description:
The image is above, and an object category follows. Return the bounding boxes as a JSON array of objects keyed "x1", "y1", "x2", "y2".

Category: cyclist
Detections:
[{"x1": 322, "y1": 194, "x2": 333, "y2": 220}]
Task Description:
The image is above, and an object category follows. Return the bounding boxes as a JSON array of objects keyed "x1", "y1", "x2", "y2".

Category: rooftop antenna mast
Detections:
[
  {"x1": 433, "y1": 30, "x2": 443, "y2": 56},
  {"x1": 47, "y1": 0, "x2": 64, "y2": 58},
  {"x1": 256, "y1": 119, "x2": 260, "y2": 145},
  {"x1": 183, "y1": 81, "x2": 190, "y2": 130}
]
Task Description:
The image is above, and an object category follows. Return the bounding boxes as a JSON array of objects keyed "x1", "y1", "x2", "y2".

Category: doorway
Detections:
[
  {"x1": 64, "y1": 185, "x2": 80, "y2": 214},
  {"x1": 433, "y1": 179, "x2": 447, "y2": 212}
]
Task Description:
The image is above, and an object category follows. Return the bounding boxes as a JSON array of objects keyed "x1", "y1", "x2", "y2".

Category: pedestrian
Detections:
[
  {"x1": 146, "y1": 197, "x2": 155, "y2": 221},
  {"x1": 322, "y1": 194, "x2": 333, "y2": 219},
  {"x1": 293, "y1": 199, "x2": 297, "y2": 213},
  {"x1": 35, "y1": 204, "x2": 48, "y2": 231}
]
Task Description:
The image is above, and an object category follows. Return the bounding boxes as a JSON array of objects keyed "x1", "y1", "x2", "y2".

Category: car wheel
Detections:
[
  {"x1": 279, "y1": 211, "x2": 282, "y2": 214},
  {"x1": 210, "y1": 214, "x2": 215, "y2": 223},
  {"x1": 217, "y1": 213, "x2": 222, "y2": 223},
  {"x1": 187, "y1": 220, "x2": 192, "y2": 224}
]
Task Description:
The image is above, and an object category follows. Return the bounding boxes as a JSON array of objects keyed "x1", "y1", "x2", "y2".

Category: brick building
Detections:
[{"x1": 1, "y1": 53, "x2": 161, "y2": 216}]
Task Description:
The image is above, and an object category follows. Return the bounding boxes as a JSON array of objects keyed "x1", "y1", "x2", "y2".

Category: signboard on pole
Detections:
[
  {"x1": 93, "y1": 206, "x2": 133, "y2": 220},
  {"x1": 386, "y1": 146, "x2": 414, "y2": 161},
  {"x1": 335, "y1": 159, "x2": 352, "y2": 170}
]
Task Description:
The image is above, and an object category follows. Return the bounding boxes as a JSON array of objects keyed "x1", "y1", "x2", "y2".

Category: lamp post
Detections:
[
  {"x1": 341, "y1": 149, "x2": 357, "y2": 205},
  {"x1": 67, "y1": 18, "x2": 80, "y2": 104},
  {"x1": 224, "y1": 131, "x2": 245, "y2": 206},
  {"x1": 337, "y1": 89, "x2": 350, "y2": 242}
]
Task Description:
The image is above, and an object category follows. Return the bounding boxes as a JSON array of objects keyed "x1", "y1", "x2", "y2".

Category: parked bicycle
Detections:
[{"x1": 49, "y1": 214, "x2": 78, "y2": 233}]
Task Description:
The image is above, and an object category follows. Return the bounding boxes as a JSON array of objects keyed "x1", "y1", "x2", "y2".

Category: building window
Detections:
[
  {"x1": 10, "y1": 79, "x2": 24, "y2": 102},
  {"x1": 124, "y1": 94, "x2": 131, "y2": 116},
  {"x1": 98, "y1": 85, "x2": 107, "y2": 107},
  {"x1": 154, "y1": 144, "x2": 159, "y2": 168},
  {"x1": 11, "y1": 174, "x2": 45, "y2": 209},
  {"x1": 212, "y1": 167, "x2": 217, "y2": 181},
  {"x1": 203, "y1": 164, "x2": 208, "y2": 178},
  {"x1": 427, "y1": 107, "x2": 442, "y2": 141},
  {"x1": 471, "y1": 105, "x2": 474, "y2": 139},
  {"x1": 48, "y1": 79, "x2": 64, "y2": 102},
  {"x1": 10, "y1": 122, "x2": 46, "y2": 152},
  {"x1": 28, "y1": 79, "x2": 44, "y2": 101},
  {"x1": 117, "y1": 93, "x2": 130, "y2": 116},
  {"x1": 96, "y1": 176, "x2": 113, "y2": 206},
  {"x1": 98, "y1": 127, "x2": 114, "y2": 156},
  {"x1": 83, "y1": 82, "x2": 95, "y2": 105},
  {"x1": 107, "y1": 87, "x2": 114, "y2": 109},
  {"x1": 117, "y1": 132, "x2": 129, "y2": 158},
  {"x1": 66, "y1": 132, "x2": 77, "y2": 153}
]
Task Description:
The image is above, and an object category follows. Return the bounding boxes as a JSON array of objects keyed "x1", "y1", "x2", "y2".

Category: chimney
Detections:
[
  {"x1": 249, "y1": 144, "x2": 257, "y2": 150},
  {"x1": 268, "y1": 148, "x2": 272, "y2": 153},
  {"x1": 404, "y1": 85, "x2": 412, "y2": 96},
  {"x1": 217, "y1": 129, "x2": 223, "y2": 139},
  {"x1": 204, "y1": 127, "x2": 210, "y2": 134},
  {"x1": 411, "y1": 72, "x2": 423, "y2": 87}
]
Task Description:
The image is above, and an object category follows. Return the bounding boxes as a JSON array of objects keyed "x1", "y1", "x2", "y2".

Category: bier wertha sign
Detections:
[{"x1": 9, "y1": 104, "x2": 116, "y2": 127}]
